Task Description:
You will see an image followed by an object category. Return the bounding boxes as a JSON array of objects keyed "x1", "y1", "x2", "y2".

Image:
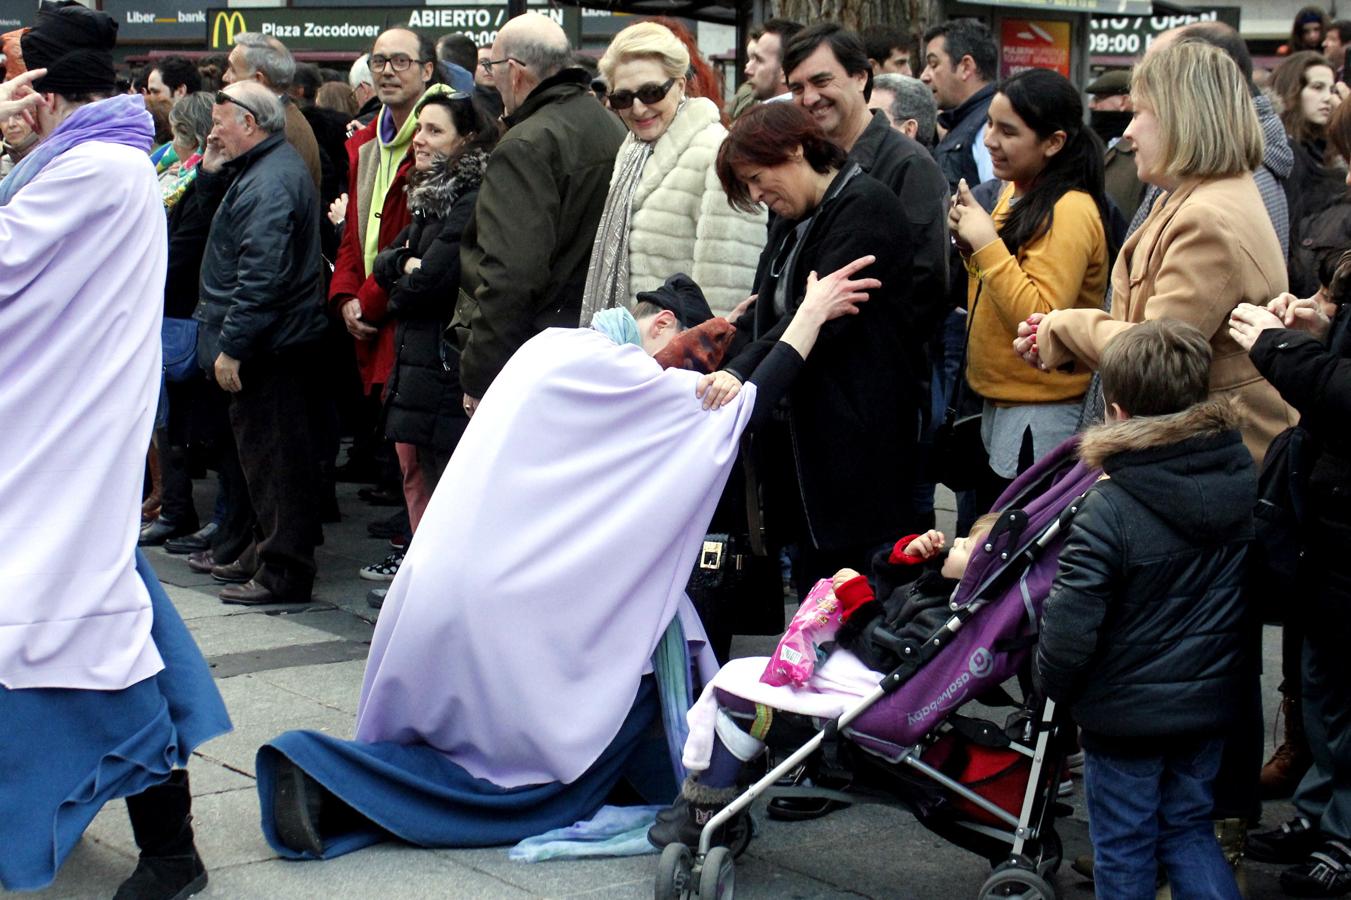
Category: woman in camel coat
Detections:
[{"x1": 1021, "y1": 40, "x2": 1295, "y2": 464}]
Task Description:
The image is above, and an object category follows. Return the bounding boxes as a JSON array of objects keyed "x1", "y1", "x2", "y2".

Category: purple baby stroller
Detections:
[{"x1": 655, "y1": 437, "x2": 1102, "y2": 900}]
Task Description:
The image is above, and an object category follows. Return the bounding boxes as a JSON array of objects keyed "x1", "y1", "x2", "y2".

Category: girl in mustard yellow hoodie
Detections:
[{"x1": 950, "y1": 67, "x2": 1112, "y2": 507}]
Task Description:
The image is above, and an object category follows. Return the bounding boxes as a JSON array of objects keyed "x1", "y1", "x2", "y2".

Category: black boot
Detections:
[
  {"x1": 114, "y1": 770, "x2": 207, "y2": 900},
  {"x1": 648, "y1": 775, "x2": 748, "y2": 851},
  {"x1": 271, "y1": 756, "x2": 325, "y2": 856}
]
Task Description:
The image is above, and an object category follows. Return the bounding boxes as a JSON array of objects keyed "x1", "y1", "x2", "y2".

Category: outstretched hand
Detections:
[
  {"x1": 695, "y1": 369, "x2": 742, "y2": 410},
  {"x1": 0, "y1": 69, "x2": 47, "y2": 128},
  {"x1": 800, "y1": 255, "x2": 880, "y2": 323}
]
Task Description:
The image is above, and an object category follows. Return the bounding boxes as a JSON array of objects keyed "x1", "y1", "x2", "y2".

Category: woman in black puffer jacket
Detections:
[
  {"x1": 372, "y1": 91, "x2": 497, "y2": 533},
  {"x1": 1231, "y1": 252, "x2": 1351, "y2": 895}
]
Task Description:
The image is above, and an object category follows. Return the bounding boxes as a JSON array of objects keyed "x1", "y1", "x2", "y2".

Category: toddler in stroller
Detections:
[{"x1": 650, "y1": 436, "x2": 1101, "y2": 899}]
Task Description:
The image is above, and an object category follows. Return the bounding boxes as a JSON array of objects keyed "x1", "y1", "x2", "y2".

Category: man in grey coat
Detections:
[{"x1": 454, "y1": 13, "x2": 625, "y2": 413}]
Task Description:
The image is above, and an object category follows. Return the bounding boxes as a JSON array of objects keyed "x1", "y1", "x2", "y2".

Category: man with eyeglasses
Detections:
[
  {"x1": 222, "y1": 31, "x2": 321, "y2": 192},
  {"x1": 196, "y1": 81, "x2": 327, "y2": 607},
  {"x1": 329, "y1": 27, "x2": 441, "y2": 584},
  {"x1": 452, "y1": 12, "x2": 625, "y2": 415}
]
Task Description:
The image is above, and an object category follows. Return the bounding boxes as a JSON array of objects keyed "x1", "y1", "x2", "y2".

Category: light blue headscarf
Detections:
[{"x1": 590, "y1": 306, "x2": 642, "y2": 348}]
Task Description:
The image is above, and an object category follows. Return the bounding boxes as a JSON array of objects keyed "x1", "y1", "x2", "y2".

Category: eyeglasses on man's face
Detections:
[
  {"x1": 370, "y1": 53, "x2": 425, "y2": 73},
  {"x1": 480, "y1": 56, "x2": 522, "y2": 74},
  {"x1": 606, "y1": 78, "x2": 676, "y2": 110}
]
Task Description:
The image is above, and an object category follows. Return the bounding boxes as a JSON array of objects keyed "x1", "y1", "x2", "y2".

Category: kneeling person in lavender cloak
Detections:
[{"x1": 254, "y1": 259, "x2": 878, "y2": 859}]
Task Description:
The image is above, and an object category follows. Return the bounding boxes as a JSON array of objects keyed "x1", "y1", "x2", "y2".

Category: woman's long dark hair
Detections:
[
  {"x1": 994, "y1": 68, "x2": 1111, "y2": 258},
  {"x1": 1273, "y1": 50, "x2": 1335, "y2": 143}
]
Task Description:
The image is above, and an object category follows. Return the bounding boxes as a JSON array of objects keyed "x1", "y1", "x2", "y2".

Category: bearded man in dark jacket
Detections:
[
  {"x1": 197, "y1": 81, "x2": 327, "y2": 606},
  {"x1": 1036, "y1": 320, "x2": 1254, "y2": 900},
  {"x1": 452, "y1": 12, "x2": 625, "y2": 413}
]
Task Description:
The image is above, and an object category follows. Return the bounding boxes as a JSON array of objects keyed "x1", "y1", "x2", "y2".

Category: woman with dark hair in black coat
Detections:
[
  {"x1": 370, "y1": 91, "x2": 497, "y2": 549},
  {"x1": 1230, "y1": 252, "x2": 1351, "y2": 896},
  {"x1": 703, "y1": 101, "x2": 943, "y2": 599}
]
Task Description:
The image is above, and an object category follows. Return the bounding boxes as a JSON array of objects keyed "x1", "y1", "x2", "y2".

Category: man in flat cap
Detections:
[
  {"x1": 196, "y1": 80, "x2": 328, "y2": 608},
  {"x1": 1086, "y1": 68, "x2": 1145, "y2": 222},
  {"x1": 0, "y1": 2, "x2": 229, "y2": 897}
]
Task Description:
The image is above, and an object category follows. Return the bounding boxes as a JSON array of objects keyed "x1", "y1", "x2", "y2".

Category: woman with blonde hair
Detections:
[
  {"x1": 580, "y1": 20, "x2": 765, "y2": 320},
  {"x1": 1017, "y1": 38, "x2": 1296, "y2": 464}
]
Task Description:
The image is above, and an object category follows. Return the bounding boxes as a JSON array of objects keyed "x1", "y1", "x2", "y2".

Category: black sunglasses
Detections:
[
  {"x1": 216, "y1": 90, "x2": 262, "y2": 122},
  {"x1": 607, "y1": 78, "x2": 675, "y2": 110}
]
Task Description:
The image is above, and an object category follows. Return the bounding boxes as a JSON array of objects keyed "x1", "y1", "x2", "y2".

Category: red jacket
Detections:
[{"x1": 330, "y1": 114, "x2": 414, "y2": 392}]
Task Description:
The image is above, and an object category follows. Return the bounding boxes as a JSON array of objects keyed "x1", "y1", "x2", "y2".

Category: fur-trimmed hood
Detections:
[
  {"x1": 1077, "y1": 398, "x2": 1244, "y2": 469},
  {"x1": 407, "y1": 148, "x2": 489, "y2": 218},
  {"x1": 1078, "y1": 398, "x2": 1255, "y2": 540}
]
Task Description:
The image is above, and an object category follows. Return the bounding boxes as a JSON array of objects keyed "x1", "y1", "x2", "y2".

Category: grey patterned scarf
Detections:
[{"x1": 579, "y1": 138, "x2": 653, "y2": 326}]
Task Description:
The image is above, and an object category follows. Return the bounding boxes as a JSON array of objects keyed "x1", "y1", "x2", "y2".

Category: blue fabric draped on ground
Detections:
[
  {"x1": 255, "y1": 677, "x2": 677, "y2": 859},
  {"x1": 0, "y1": 550, "x2": 231, "y2": 891}
]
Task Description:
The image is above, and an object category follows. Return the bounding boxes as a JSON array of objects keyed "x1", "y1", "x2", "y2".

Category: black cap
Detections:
[
  {"x1": 21, "y1": 0, "x2": 117, "y2": 96},
  {"x1": 634, "y1": 273, "x2": 714, "y2": 329}
]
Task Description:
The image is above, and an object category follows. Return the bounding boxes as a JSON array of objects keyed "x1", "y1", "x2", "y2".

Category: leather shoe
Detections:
[
  {"x1": 165, "y1": 522, "x2": 219, "y2": 555},
  {"x1": 138, "y1": 518, "x2": 197, "y2": 547},
  {"x1": 186, "y1": 549, "x2": 217, "y2": 574},
  {"x1": 220, "y1": 579, "x2": 305, "y2": 605},
  {"x1": 211, "y1": 559, "x2": 255, "y2": 584},
  {"x1": 765, "y1": 767, "x2": 851, "y2": 822},
  {"x1": 357, "y1": 486, "x2": 404, "y2": 507}
]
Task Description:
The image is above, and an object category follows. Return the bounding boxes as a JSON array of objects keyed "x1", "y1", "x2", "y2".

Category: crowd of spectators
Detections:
[{"x1": 10, "y1": 4, "x2": 1351, "y2": 897}]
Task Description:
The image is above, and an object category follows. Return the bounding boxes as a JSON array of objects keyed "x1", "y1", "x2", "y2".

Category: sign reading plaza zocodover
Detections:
[{"x1": 206, "y1": 5, "x2": 577, "y2": 51}]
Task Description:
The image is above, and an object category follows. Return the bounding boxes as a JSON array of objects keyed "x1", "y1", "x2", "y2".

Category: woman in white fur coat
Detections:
[{"x1": 580, "y1": 21, "x2": 767, "y2": 321}]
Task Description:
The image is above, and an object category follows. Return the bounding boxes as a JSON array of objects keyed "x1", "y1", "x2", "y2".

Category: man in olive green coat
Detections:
[{"x1": 455, "y1": 13, "x2": 625, "y2": 413}]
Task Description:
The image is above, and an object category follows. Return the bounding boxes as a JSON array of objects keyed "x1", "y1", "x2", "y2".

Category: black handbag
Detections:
[
  {"x1": 1249, "y1": 424, "x2": 1310, "y2": 624},
  {"x1": 931, "y1": 285, "x2": 986, "y2": 493},
  {"x1": 685, "y1": 444, "x2": 784, "y2": 637}
]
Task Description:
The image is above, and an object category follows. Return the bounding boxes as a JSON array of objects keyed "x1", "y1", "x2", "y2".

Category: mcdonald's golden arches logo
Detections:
[{"x1": 211, "y1": 10, "x2": 246, "y2": 48}]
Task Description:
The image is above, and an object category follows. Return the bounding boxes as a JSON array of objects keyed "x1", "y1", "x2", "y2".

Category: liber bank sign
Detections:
[{"x1": 207, "y1": 5, "x2": 575, "y2": 51}]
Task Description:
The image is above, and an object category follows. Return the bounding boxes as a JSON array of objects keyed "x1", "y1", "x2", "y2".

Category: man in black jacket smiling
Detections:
[
  {"x1": 197, "y1": 81, "x2": 327, "y2": 606},
  {"x1": 782, "y1": 23, "x2": 948, "y2": 334},
  {"x1": 1036, "y1": 320, "x2": 1254, "y2": 900}
]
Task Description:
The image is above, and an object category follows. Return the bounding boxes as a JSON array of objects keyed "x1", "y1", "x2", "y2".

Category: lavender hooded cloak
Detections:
[
  {"x1": 0, "y1": 98, "x2": 166, "y2": 690},
  {"x1": 355, "y1": 327, "x2": 755, "y2": 788}
]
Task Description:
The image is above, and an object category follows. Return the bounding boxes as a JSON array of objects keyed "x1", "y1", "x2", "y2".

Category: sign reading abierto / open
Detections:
[
  {"x1": 1000, "y1": 19, "x2": 1071, "y2": 79},
  {"x1": 206, "y1": 5, "x2": 577, "y2": 51},
  {"x1": 1089, "y1": 6, "x2": 1240, "y2": 58}
]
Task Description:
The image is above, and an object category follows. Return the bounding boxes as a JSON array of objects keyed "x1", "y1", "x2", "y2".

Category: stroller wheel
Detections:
[
  {"x1": 697, "y1": 846, "x2": 735, "y2": 899},
  {"x1": 655, "y1": 843, "x2": 694, "y2": 900},
  {"x1": 978, "y1": 863, "x2": 1056, "y2": 900}
]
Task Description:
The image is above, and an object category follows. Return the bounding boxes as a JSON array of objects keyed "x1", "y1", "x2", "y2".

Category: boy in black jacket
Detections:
[{"x1": 1035, "y1": 320, "x2": 1255, "y2": 900}]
